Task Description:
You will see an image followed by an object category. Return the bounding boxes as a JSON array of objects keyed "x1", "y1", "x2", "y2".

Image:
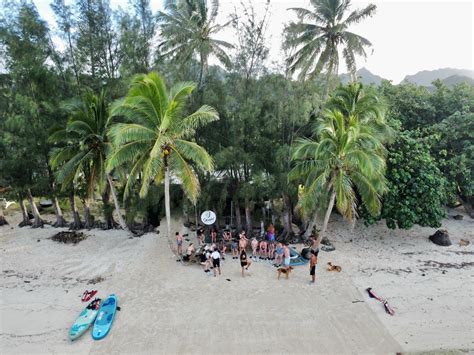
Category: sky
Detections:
[{"x1": 32, "y1": 0, "x2": 473, "y2": 83}]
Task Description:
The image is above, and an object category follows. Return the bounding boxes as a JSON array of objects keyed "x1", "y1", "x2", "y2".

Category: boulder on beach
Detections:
[{"x1": 429, "y1": 229, "x2": 452, "y2": 246}]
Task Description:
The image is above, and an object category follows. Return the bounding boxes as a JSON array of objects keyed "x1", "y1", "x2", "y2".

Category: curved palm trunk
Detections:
[
  {"x1": 315, "y1": 191, "x2": 336, "y2": 248},
  {"x1": 234, "y1": 198, "x2": 242, "y2": 232},
  {"x1": 106, "y1": 174, "x2": 129, "y2": 232},
  {"x1": 164, "y1": 167, "x2": 171, "y2": 239},
  {"x1": 0, "y1": 203, "x2": 7, "y2": 226},
  {"x1": 282, "y1": 194, "x2": 293, "y2": 238},
  {"x1": 244, "y1": 197, "x2": 253, "y2": 236},
  {"x1": 18, "y1": 197, "x2": 31, "y2": 227},
  {"x1": 69, "y1": 190, "x2": 82, "y2": 230},
  {"x1": 52, "y1": 196, "x2": 68, "y2": 227},
  {"x1": 304, "y1": 215, "x2": 317, "y2": 238},
  {"x1": 83, "y1": 198, "x2": 93, "y2": 229},
  {"x1": 27, "y1": 189, "x2": 44, "y2": 228},
  {"x1": 101, "y1": 185, "x2": 116, "y2": 229}
]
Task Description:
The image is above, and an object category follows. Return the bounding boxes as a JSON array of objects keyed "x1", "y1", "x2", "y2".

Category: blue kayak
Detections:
[
  {"x1": 92, "y1": 294, "x2": 118, "y2": 340},
  {"x1": 289, "y1": 247, "x2": 308, "y2": 266}
]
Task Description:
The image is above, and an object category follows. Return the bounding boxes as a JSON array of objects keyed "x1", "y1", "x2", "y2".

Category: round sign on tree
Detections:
[{"x1": 201, "y1": 210, "x2": 216, "y2": 225}]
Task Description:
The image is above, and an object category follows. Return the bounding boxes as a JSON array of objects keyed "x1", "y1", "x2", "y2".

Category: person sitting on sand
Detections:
[
  {"x1": 274, "y1": 242, "x2": 284, "y2": 267},
  {"x1": 251, "y1": 237, "x2": 258, "y2": 260},
  {"x1": 283, "y1": 243, "x2": 290, "y2": 270},
  {"x1": 240, "y1": 249, "x2": 252, "y2": 277},
  {"x1": 267, "y1": 223, "x2": 275, "y2": 242},
  {"x1": 259, "y1": 240, "x2": 267, "y2": 260},
  {"x1": 183, "y1": 243, "x2": 195, "y2": 262},
  {"x1": 267, "y1": 241, "x2": 275, "y2": 261},
  {"x1": 310, "y1": 249, "x2": 318, "y2": 283},
  {"x1": 238, "y1": 231, "x2": 248, "y2": 252},
  {"x1": 176, "y1": 232, "x2": 184, "y2": 256},
  {"x1": 211, "y1": 247, "x2": 222, "y2": 277},
  {"x1": 211, "y1": 229, "x2": 217, "y2": 244}
]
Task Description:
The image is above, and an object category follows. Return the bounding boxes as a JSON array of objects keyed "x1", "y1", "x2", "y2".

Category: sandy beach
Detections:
[{"x1": 1, "y1": 209, "x2": 472, "y2": 354}]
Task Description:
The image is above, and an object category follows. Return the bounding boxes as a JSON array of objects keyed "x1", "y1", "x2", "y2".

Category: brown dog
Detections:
[
  {"x1": 327, "y1": 262, "x2": 342, "y2": 272},
  {"x1": 277, "y1": 266, "x2": 294, "y2": 279}
]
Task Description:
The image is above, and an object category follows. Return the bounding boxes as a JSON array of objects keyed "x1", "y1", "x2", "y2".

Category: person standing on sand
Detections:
[
  {"x1": 310, "y1": 249, "x2": 318, "y2": 283},
  {"x1": 211, "y1": 247, "x2": 222, "y2": 277},
  {"x1": 211, "y1": 228, "x2": 217, "y2": 244},
  {"x1": 238, "y1": 230, "x2": 248, "y2": 252},
  {"x1": 267, "y1": 223, "x2": 275, "y2": 242},
  {"x1": 197, "y1": 228, "x2": 204, "y2": 246},
  {"x1": 251, "y1": 237, "x2": 258, "y2": 261},
  {"x1": 176, "y1": 232, "x2": 184, "y2": 256},
  {"x1": 240, "y1": 249, "x2": 252, "y2": 277},
  {"x1": 274, "y1": 242, "x2": 284, "y2": 267},
  {"x1": 283, "y1": 243, "x2": 291, "y2": 270}
]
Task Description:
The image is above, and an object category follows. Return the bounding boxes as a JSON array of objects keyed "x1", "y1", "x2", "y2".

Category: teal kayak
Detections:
[
  {"x1": 92, "y1": 294, "x2": 118, "y2": 340},
  {"x1": 69, "y1": 299, "x2": 100, "y2": 341}
]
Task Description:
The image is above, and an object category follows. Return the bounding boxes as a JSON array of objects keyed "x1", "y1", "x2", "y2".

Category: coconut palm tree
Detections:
[
  {"x1": 290, "y1": 107, "x2": 387, "y2": 246},
  {"x1": 284, "y1": 0, "x2": 376, "y2": 90},
  {"x1": 49, "y1": 90, "x2": 128, "y2": 231},
  {"x1": 107, "y1": 72, "x2": 218, "y2": 239},
  {"x1": 158, "y1": 0, "x2": 233, "y2": 87}
]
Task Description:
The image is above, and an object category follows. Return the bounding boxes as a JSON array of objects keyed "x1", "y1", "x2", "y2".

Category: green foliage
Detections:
[
  {"x1": 290, "y1": 83, "x2": 389, "y2": 221},
  {"x1": 380, "y1": 131, "x2": 447, "y2": 229},
  {"x1": 284, "y1": 0, "x2": 376, "y2": 84},
  {"x1": 108, "y1": 72, "x2": 218, "y2": 203}
]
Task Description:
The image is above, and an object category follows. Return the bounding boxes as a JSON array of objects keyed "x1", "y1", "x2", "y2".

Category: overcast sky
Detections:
[{"x1": 33, "y1": 0, "x2": 473, "y2": 83}]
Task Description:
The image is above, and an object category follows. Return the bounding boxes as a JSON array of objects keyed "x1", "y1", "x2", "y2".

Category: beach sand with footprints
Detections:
[{"x1": 1, "y1": 209, "x2": 472, "y2": 354}]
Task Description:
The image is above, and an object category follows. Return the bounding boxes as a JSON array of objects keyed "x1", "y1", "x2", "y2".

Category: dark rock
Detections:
[
  {"x1": 453, "y1": 214, "x2": 463, "y2": 220},
  {"x1": 321, "y1": 237, "x2": 331, "y2": 246},
  {"x1": 429, "y1": 229, "x2": 452, "y2": 246},
  {"x1": 321, "y1": 245, "x2": 336, "y2": 252},
  {"x1": 51, "y1": 231, "x2": 88, "y2": 244}
]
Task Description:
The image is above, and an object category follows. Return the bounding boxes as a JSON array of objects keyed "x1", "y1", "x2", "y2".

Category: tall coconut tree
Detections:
[
  {"x1": 49, "y1": 90, "x2": 128, "y2": 231},
  {"x1": 158, "y1": 0, "x2": 233, "y2": 87},
  {"x1": 290, "y1": 107, "x2": 387, "y2": 246},
  {"x1": 107, "y1": 72, "x2": 218, "y2": 239},
  {"x1": 284, "y1": 0, "x2": 376, "y2": 91}
]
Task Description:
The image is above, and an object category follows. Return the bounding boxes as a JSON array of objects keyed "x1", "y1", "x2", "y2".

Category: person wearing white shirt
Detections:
[{"x1": 211, "y1": 248, "x2": 221, "y2": 277}]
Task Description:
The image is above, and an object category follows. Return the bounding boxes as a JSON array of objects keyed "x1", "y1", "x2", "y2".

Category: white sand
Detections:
[{"x1": 0, "y1": 208, "x2": 472, "y2": 354}]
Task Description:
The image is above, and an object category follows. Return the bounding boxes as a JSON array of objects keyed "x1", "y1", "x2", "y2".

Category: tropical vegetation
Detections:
[{"x1": 0, "y1": 0, "x2": 472, "y2": 241}]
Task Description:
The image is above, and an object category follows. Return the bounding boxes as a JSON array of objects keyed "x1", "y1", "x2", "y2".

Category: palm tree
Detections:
[
  {"x1": 284, "y1": 0, "x2": 376, "y2": 91},
  {"x1": 49, "y1": 90, "x2": 128, "y2": 231},
  {"x1": 107, "y1": 72, "x2": 218, "y2": 239},
  {"x1": 158, "y1": 0, "x2": 233, "y2": 87},
  {"x1": 290, "y1": 107, "x2": 387, "y2": 246}
]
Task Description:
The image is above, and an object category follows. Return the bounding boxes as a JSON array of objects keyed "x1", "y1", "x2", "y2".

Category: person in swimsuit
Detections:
[
  {"x1": 176, "y1": 232, "x2": 183, "y2": 256},
  {"x1": 267, "y1": 241, "x2": 275, "y2": 261},
  {"x1": 183, "y1": 243, "x2": 195, "y2": 262},
  {"x1": 259, "y1": 240, "x2": 267, "y2": 260},
  {"x1": 310, "y1": 249, "x2": 318, "y2": 283},
  {"x1": 197, "y1": 228, "x2": 204, "y2": 246},
  {"x1": 239, "y1": 249, "x2": 252, "y2": 277},
  {"x1": 267, "y1": 223, "x2": 275, "y2": 242},
  {"x1": 283, "y1": 243, "x2": 291, "y2": 269},
  {"x1": 211, "y1": 247, "x2": 221, "y2": 277},
  {"x1": 238, "y1": 230, "x2": 248, "y2": 252},
  {"x1": 231, "y1": 234, "x2": 239, "y2": 259},
  {"x1": 251, "y1": 238, "x2": 259, "y2": 260},
  {"x1": 211, "y1": 229, "x2": 217, "y2": 244},
  {"x1": 275, "y1": 242, "x2": 284, "y2": 267}
]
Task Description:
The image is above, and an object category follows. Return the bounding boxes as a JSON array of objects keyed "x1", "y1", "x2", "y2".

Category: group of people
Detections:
[{"x1": 176, "y1": 224, "x2": 319, "y2": 282}]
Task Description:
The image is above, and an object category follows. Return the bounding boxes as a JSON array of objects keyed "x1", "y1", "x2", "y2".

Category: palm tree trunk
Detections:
[
  {"x1": 234, "y1": 198, "x2": 242, "y2": 232},
  {"x1": 83, "y1": 198, "x2": 93, "y2": 229},
  {"x1": 198, "y1": 51, "x2": 208, "y2": 88},
  {"x1": 244, "y1": 197, "x2": 252, "y2": 236},
  {"x1": 101, "y1": 184, "x2": 116, "y2": 229},
  {"x1": 282, "y1": 194, "x2": 293, "y2": 238},
  {"x1": 27, "y1": 189, "x2": 44, "y2": 228},
  {"x1": 316, "y1": 191, "x2": 336, "y2": 248},
  {"x1": 0, "y1": 203, "x2": 7, "y2": 226},
  {"x1": 52, "y1": 196, "x2": 68, "y2": 227},
  {"x1": 69, "y1": 190, "x2": 82, "y2": 230},
  {"x1": 164, "y1": 167, "x2": 171, "y2": 238},
  {"x1": 18, "y1": 196, "x2": 31, "y2": 227},
  {"x1": 106, "y1": 174, "x2": 129, "y2": 232},
  {"x1": 304, "y1": 214, "x2": 317, "y2": 238}
]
